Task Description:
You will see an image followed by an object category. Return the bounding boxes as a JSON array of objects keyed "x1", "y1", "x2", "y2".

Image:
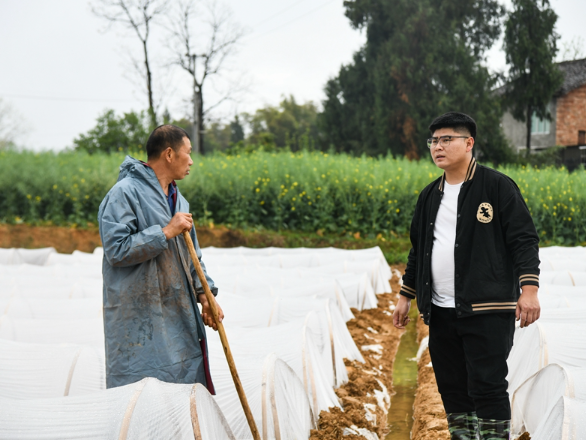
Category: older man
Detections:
[
  {"x1": 98, "y1": 124, "x2": 222, "y2": 391},
  {"x1": 393, "y1": 112, "x2": 540, "y2": 440}
]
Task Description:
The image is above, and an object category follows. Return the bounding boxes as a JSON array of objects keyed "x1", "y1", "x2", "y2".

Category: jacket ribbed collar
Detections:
[{"x1": 438, "y1": 157, "x2": 477, "y2": 191}]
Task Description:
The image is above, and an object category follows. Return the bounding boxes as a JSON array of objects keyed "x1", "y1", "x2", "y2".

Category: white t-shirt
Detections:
[{"x1": 431, "y1": 181, "x2": 462, "y2": 308}]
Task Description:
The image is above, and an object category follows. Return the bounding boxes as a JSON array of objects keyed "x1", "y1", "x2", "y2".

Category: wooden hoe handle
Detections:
[{"x1": 182, "y1": 231, "x2": 261, "y2": 440}]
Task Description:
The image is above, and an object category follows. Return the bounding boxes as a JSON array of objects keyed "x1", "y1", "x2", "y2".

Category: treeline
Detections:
[
  {"x1": 72, "y1": 96, "x2": 321, "y2": 154},
  {"x1": 74, "y1": 0, "x2": 563, "y2": 164}
]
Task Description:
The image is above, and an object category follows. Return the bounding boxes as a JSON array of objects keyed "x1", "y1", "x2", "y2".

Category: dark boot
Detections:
[
  {"x1": 447, "y1": 412, "x2": 480, "y2": 440},
  {"x1": 478, "y1": 418, "x2": 510, "y2": 440}
]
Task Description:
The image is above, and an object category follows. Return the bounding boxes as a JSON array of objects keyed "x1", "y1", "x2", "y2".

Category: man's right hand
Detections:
[
  {"x1": 393, "y1": 295, "x2": 412, "y2": 329},
  {"x1": 163, "y1": 212, "x2": 193, "y2": 240}
]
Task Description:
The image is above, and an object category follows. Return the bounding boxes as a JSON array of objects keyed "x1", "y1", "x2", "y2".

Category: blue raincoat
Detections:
[{"x1": 98, "y1": 156, "x2": 217, "y2": 392}]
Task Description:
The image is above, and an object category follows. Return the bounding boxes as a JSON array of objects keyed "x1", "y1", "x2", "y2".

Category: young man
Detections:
[
  {"x1": 98, "y1": 125, "x2": 223, "y2": 392},
  {"x1": 393, "y1": 112, "x2": 540, "y2": 440}
]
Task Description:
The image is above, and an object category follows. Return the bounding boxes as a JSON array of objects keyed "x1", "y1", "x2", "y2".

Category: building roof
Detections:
[
  {"x1": 556, "y1": 58, "x2": 586, "y2": 96},
  {"x1": 494, "y1": 58, "x2": 586, "y2": 98}
]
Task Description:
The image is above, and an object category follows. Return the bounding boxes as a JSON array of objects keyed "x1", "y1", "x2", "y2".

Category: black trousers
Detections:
[{"x1": 428, "y1": 303, "x2": 515, "y2": 420}]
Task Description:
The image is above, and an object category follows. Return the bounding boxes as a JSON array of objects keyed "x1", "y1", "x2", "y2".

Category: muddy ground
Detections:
[
  {"x1": 309, "y1": 267, "x2": 405, "y2": 440},
  {"x1": 0, "y1": 223, "x2": 412, "y2": 263},
  {"x1": 310, "y1": 265, "x2": 454, "y2": 440},
  {"x1": 0, "y1": 224, "x2": 254, "y2": 253}
]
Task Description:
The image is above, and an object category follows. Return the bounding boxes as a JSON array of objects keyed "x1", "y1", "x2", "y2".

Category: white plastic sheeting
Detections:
[
  {"x1": 0, "y1": 339, "x2": 105, "y2": 399},
  {"x1": 211, "y1": 353, "x2": 314, "y2": 440},
  {"x1": 539, "y1": 271, "x2": 586, "y2": 286},
  {"x1": 0, "y1": 247, "x2": 56, "y2": 266},
  {"x1": 0, "y1": 297, "x2": 102, "y2": 320},
  {"x1": 207, "y1": 319, "x2": 343, "y2": 413},
  {"x1": 531, "y1": 396, "x2": 586, "y2": 440},
  {"x1": 203, "y1": 245, "x2": 391, "y2": 298},
  {"x1": 506, "y1": 245, "x2": 586, "y2": 440},
  {"x1": 220, "y1": 294, "x2": 364, "y2": 365},
  {"x1": 0, "y1": 316, "x2": 105, "y2": 346},
  {"x1": 507, "y1": 323, "x2": 586, "y2": 396},
  {"x1": 0, "y1": 245, "x2": 389, "y2": 439},
  {"x1": 511, "y1": 364, "x2": 586, "y2": 437},
  {"x1": 0, "y1": 378, "x2": 236, "y2": 439}
]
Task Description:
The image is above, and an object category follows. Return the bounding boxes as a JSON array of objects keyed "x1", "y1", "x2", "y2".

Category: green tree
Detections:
[
  {"x1": 247, "y1": 96, "x2": 320, "y2": 150},
  {"x1": 203, "y1": 121, "x2": 232, "y2": 151},
  {"x1": 230, "y1": 115, "x2": 245, "y2": 145},
  {"x1": 503, "y1": 0, "x2": 563, "y2": 156},
  {"x1": 73, "y1": 109, "x2": 149, "y2": 154},
  {"x1": 322, "y1": 0, "x2": 512, "y2": 162}
]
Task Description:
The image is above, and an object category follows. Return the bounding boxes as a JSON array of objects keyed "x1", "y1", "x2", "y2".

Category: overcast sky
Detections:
[{"x1": 0, "y1": 0, "x2": 584, "y2": 151}]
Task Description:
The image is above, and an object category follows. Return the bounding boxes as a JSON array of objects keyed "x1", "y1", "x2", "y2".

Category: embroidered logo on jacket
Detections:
[{"x1": 477, "y1": 203, "x2": 493, "y2": 223}]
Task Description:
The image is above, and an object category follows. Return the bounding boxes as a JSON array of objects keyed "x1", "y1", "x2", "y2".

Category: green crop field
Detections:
[{"x1": 1, "y1": 149, "x2": 585, "y2": 245}]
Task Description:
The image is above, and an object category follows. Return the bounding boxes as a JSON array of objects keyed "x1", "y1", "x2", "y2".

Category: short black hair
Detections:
[
  {"x1": 146, "y1": 125, "x2": 191, "y2": 159},
  {"x1": 429, "y1": 112, "x2": 477, "y2": 139}
]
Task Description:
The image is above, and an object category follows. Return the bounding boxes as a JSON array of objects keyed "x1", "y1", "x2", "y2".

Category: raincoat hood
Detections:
[{"x1": 117, "y1": 155, "x2": 156, "y2": 184}]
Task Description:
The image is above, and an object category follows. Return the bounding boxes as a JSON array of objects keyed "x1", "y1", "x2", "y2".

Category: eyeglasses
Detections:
[{"x1": 427, "y1": 136, "x2": 470, "y2": 149}]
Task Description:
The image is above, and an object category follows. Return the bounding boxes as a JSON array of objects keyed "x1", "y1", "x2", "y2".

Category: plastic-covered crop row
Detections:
[
  {"x1": 507, "y1": 246, "x2": 586, "y2": 439},
  {"x1": 0, "y1": 245, "x2": 385, "y2": 439},
  {"x1": 0, "y1": 378, "x2": 236, "y2": 440}
]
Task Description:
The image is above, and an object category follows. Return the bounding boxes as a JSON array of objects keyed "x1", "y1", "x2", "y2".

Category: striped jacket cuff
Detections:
[
  {"x1": 400, "y1": 284, "x2": 416, "y2": 299},
  {"x1": 472, "y1": 301, "x2": 517, "y2": 312},
  {"x1": 519, "y1": 274, "x2": 539, "y2": 287}
]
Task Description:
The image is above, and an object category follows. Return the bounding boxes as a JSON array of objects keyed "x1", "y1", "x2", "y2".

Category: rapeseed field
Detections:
[{"x1": 1, "y1": 150, "x2": 584, "y2": 245}]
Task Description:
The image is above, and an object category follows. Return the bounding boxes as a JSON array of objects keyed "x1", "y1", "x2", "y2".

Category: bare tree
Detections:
[
  {"x1": 167, "y1": 0, "x2": 243, "y2": 154},
  {"x1": 91, "y1": 0, "x2": 167, "y2": 128},
  {"x1": 558, "y1": 36, "x2": 586, "y2": 62}
]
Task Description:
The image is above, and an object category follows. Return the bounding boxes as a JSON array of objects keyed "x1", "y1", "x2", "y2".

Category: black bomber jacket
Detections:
[{"x1": 400, "y1": 158, "x2": 540, "y2": 325}]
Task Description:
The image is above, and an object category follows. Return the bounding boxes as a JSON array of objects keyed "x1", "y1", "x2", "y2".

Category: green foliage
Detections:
[
  {"x1": 503, "y1": 0, "x2": 563, "y2": 150},
  {"x1": 230, "y1": 115, "x2": 245, "y2": 144},
  {"x1": 501, "y1": 164, "x2": 586, "y2": 245},
  {"x1": 0, "y1": 150, "x2": 131, "y2": 226},
  {"x1": 202, "y1": 115, "x2": 246, "y2": 152},
  {"x1": 1, "y1": 150, "x2": 584, "y2": 245},
  {"x1": 73, "y1": 109, "x2": 149, "y2": 154},
  {"x1": 511, "y1": 145, "x2": 564, "y2": 168},
  {"x1": 203, "y1": 121, "x2": 232, "y2": 152},
  {"x1": 182, "y1": 151, "x2": 433, "y2": 235},
  {"x1": 245, "y1": 96, "x2": 320, "y2": 150},
  {"x1": 322, "y1": 0, "x2": 511, "y2": 163}
]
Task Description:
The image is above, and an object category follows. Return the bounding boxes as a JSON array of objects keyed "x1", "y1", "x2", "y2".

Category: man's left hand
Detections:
[
  {"x1": 198, "y1": 293, "x2": 224, "y2": 331},
  {"x1": 516, "y1": 285, "x2": 540, "y2": 328}
]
